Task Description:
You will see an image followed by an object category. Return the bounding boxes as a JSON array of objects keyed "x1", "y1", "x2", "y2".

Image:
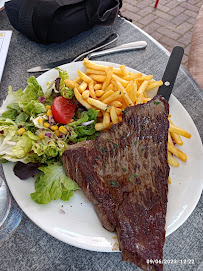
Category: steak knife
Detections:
[
  {"x1": 157, "y1": 46, "x2": 184, "y2": 101},
  {"x1": 27, "y1": 33, "x2": 119, "y2": 73}
]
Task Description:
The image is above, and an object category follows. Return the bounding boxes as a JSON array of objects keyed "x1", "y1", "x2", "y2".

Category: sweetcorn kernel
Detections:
[
  {"x1": 46, "y1": 109, "x2": 52, "y2": 117},
  {"x1": 59, "y1": 126, "x2": 68, "y2": 135},
  {"x1": 46, "y1": 105, "x2": 51, "y2": 110},
  {"x1": 54, "y1": 130, "x2": 60, "y2": 137},
  {"x1": 51, "y1": 125, "x2": 58, "y2": 131},
  {"x1": 39, "y1": 132, "x2": 45, "y2": 139},
  {"x1": 17, "y1": 128, "x2": 26, "y2": 136},
  {"x1": 38, "y1": 118, "x2": 43, "y2": 124},
  {"x1": 43, "y1": 122, "x2": 50, "y2": 128}
]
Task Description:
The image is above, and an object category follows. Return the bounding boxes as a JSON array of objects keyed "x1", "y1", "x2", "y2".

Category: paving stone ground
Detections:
[{"x1": 120, "y1": 0, "x2": 203, "y2": 68}]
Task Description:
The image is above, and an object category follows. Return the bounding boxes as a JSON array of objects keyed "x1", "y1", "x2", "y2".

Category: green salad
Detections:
[{"x1": 0, "y1": 68, "x2": 100, "y2": 204}]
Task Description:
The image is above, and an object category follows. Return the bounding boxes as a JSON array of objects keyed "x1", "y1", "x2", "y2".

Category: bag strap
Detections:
[
  {"x1": 86, "y1": 0, "x2": 122, "y2": 26},
  {"x1": 32, "y1": 0, "x2": 61, "y2": 42},
  {"x1": 18, "y1": 0, "x2": 40, "y2": 42}
]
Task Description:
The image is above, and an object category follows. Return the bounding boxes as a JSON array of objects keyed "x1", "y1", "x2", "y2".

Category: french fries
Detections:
[
  {"x1": 169, "y1": 119, "x2": 183, "y2": 146},
  {"x1": 64, "y1": 79, "x2": 78, "y2": 89},
  {"x1": 90, "y1": 74, "x2": 106, "y2": 82},
  {"x1": 102, "y1": 91, "x2": 122, "y2": 104},
  {"x1": 100, "y1": 90, "x2": 114, "y2": 102},
  {"x1": 78, "y1": 70, "x2": 92, "y2": 83},
  {"x1": 168, "y1": 126, "x2": 188, "y2": 164},
  {"x1": 95, "y1": 122, "x2": 111, "y2": 131},
  {"x1": 70, "y1": 59, "x2": 191, "y2": 173},
  {"x1": 86, "y1": 69, "x2": 106, "y2": 76},
  {"x1": 137, "y1": 80, "x2": 149, "y2": 94},
  {"x1": 103, "y1": 112, "x2": 110, "y2": 127},
  {"x1": 114, "y1": 81, "x2": 133, "y2": 107},
  {"x1": 74, "y1": 87, "x2": 92, "y2": 109},
  {"x1": 102, "y1": 67, "x2": 113, "y2": 91},
  {"x1": 168, "y1": 142, "x2": 187, "y2": 162},
  {"x1": 82, "y1": 90, "x2": 89, "y2": 100},
  {"x1": 112, "y1": 74, "x2": 129, "y2": 87},
  {"x1": 95, "y1": 90, "x2": 104, "y2": 97},
  {"x1": 110, "y1": 106, "x2": 118, "y2": 124},
  {"x1": 146, "y1": 80, "x2": 163, "y2": 91},
  {"x1": 169, "y1": 124, "x2": 191, "y2": 139},
  {"x1": 123, "y1": 73, "x2": 142, "y2": 81},
  {"x1": 78, "y1": 81, "x2": 87, "y2": 93},
  {"x1": 88, "y1": 81, "x2": 96, "y2": 99},
  {"x1": 83, "y1": 58, "x2": 123, "y2": 76},
  {"x1": 73, "y1": 76, "x2": 81, "y2": 83},
  {"x1": 94, "y1": 83, "x2": 102, "y2": 90},
  {"x1": 168, "y1": 151, "x2": 180, "y2": 167},
  {"x1": 120, "y1": 65, "x2": 129, "y2": 77},
  {"x1": 136, "y1": 93, "x2": 144, "y2": 105},
  {"x1": 87, "y1": 98, "x2": 109, "y2": 111}
]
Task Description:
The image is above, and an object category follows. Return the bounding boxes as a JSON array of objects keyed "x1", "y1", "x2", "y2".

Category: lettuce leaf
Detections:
[
  {"x1": 0, "y1": 77, "x2": 44, "y2": 116},
  {"x1": 0, "y1": 117, "x2": 18, "y2": 127},
  {"x1": 0, "y1": 124, "x2": 18, "y2": 157},
  {"x1": 15, "y1": 112, "x2": 29, "y2": 124},
  {"x1": 0, "y1": 120, "x2": 21, "y2": 161},
  {"x1": 0, "y1": 87, "x2": 23, "y2": 116},
  {"x1": 12, "y1": 134, "x2": 33, "y2": 159},
  {"x1": 0, "y1": 119, "x2": 39, "y2": 162},
  {"x1": 7, "y1": 103, "x2": 21, "y2": 113},
  {"x1": 20, "y1": 76, "x2": 44, "y2": 103},
  {"x1": 29, "y1": 136, "x2": 68, "y2": 163},
  {"x1": 30, "y1": 162, "x2": 79, "y2": 204},
  {"x1": 13, "y1": 161, "x2": 40, "y2": 180},
  {"x1": 68, "y1": 112, "x2": 89, "y2": 127},
  {"x1": 2, "y1": 109, "x2": 18, "y2": 120},
  {"x1": 27, "y1": 131, "x2": 40, "y2": 141},
  {"x1": 55, "y1": 68, "x2": 69, "y2": 86},
  {"x1": 61, "y1": 87, "x2": 74, "y2": 99},
  {"x1": 54, "y1": 68, "x2": 74, "y2": 100},
  {"x1": 19, "y1": 100, "x2": 46, "y2": 117},
  {"x1": 67, "y1": 108, "x2": 99, "y2": 142}
]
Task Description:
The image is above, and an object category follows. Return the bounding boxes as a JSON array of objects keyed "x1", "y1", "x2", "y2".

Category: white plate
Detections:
[
  {"x1": 3, "y1": 61, "x2": 203, "y2": 252},
  {"x1": 0, "y1": 0, "x2": 6, "y2": 10}
]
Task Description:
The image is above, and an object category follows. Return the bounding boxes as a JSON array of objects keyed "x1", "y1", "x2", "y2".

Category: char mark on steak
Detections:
[{"x1": 62, "y1": 95, "x2": 169, "y2": 271}]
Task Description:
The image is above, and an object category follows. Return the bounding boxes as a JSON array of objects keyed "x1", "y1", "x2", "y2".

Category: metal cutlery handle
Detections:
[
  {"x1": 88, "y1": 41, "x2": 147, "y2": 59},
  {"x1": 73, "y1": 33, "x2": 119, "y2": 62}
]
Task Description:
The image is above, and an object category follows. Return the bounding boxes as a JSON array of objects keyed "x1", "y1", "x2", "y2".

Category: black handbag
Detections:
[{"x1": 5, "y1": 0, "x2": 122, "y2": 44}]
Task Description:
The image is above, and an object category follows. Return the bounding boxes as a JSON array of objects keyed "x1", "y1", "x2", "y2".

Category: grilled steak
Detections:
[{"x1": 62, "y1": 95, "x2": 169, "y2": 271}]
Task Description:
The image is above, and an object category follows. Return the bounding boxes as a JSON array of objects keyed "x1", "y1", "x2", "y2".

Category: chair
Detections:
[
  {"x1": 188, "y1": 5, "x2": 203, "y2": 89},
  {"x1": 154, "y1": 0, "x2": 160, "y2": 8}
]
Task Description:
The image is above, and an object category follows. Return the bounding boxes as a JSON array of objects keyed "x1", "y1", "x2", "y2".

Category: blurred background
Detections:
[{"x1": 121, "y1": 0, "x2": 203, "y2": 67}]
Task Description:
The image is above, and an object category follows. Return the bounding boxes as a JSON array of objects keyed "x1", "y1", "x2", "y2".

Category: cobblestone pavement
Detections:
[{"x1": 121, "y1": 0, "x2": 203, "y2": 68}]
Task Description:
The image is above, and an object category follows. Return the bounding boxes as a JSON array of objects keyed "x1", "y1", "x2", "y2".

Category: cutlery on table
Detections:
[
  {"x1": 27, "y1": 40, "x2": 147, "y2": 73},
  {"x1": 85, "y1": 40, "x2": 147, "y2": 59},
  {"x1": 27, "y1": 33, "x2": 119, "y2": 73},
  {"x1": 157, "y1": 46, "x2": 184, "y2": 101}
]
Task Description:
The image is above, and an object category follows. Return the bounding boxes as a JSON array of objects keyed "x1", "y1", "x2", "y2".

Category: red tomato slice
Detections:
[{"x1": 52, "y1": 96, "x2": 77, "y2": 124}]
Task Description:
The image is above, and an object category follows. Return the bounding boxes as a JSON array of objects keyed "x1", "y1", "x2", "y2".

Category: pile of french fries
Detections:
[{"x1": 64, "y1": 59, "x2": 191, "y2": 175}]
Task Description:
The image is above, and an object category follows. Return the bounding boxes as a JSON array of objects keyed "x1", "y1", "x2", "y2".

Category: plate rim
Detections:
[{"x1": 3, "y1": 60, "x2": 203, "y2": 252}]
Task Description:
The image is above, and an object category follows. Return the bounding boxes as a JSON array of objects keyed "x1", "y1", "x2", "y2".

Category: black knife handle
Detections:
[{"x1": 158, "y1": 46, "x2": 184, "y2": 101}]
